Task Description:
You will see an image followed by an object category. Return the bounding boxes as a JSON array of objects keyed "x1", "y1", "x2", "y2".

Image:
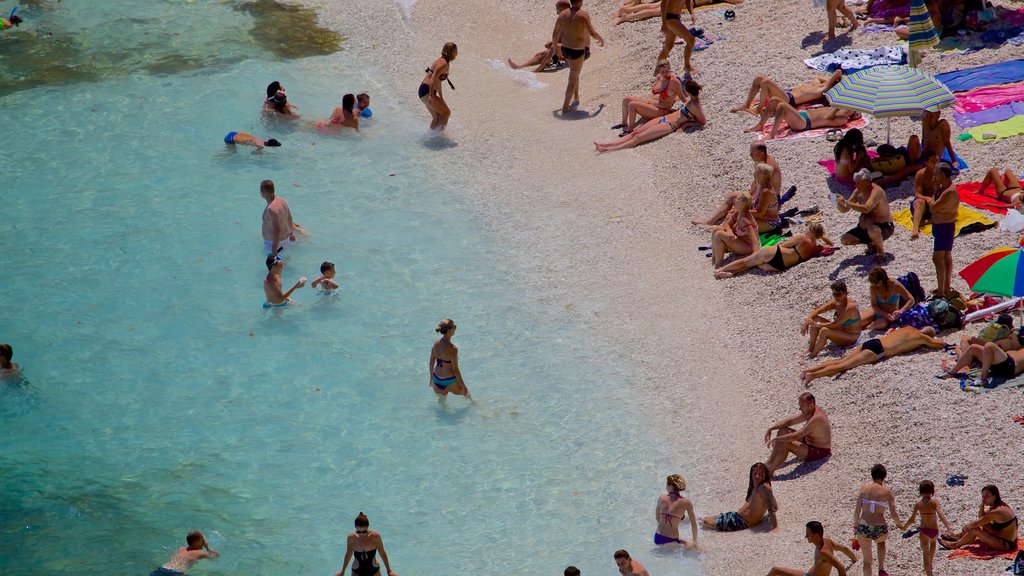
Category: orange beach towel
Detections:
[{"x1": 945, "y1": 538, "x2": 1022, "y2": 560}]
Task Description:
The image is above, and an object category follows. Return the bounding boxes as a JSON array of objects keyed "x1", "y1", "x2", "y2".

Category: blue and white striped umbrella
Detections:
[{"x1": 908, "y1": 0, "x2": 940, "y2": 52}]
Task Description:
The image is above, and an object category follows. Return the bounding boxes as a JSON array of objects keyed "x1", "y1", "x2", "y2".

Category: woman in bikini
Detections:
[
  {"x1": 802, "y1": 326, "x2": 946, "y2": 386},
  {"x1": 801, "y1": 279, "x2": 862, "y2": 360},
  {"x1": 710, "y1": 194, "x2": 760, "y2": 268},
  {"x1": 419, "y1": 42, "x2": 457, "y2": 131},
  {"x1": 744, "y1": 100, "x2": 861, "y2": 140},
  {"x1": 429, "y1": 319, "x2": 471, "y2": 402},
  {"x1": 898, "y1": 480, "x2": 953, "y2": 576},
  {"x1": 335, "y1": 512, "x2": 398, "y2": 576},
  {"x1": 833, "y1": 129, "x2": 871, "y2": 181},
  {"x1": 713, "y1": 222, "x2": 832, "y2": 279},
  {"x1": 319, "y1": 93, "x2": 359, "y2": 131},
  {"x1": 862, "y1": 267, "x2": 914, "y2": 330},
  {"x1": 612, "y1": 59, "x2": 684, "y2": 134},
  {"x1": 654, "y1": 474, "x2": 700, "y2": 548},
  {"x1": 854, "y1": 464, "x2": 904, "y2": 576},
  {"x1": 750, "y1": 163, "x2": 781, "y2": 233},
  {"x1": 978, "y1": 167, "x2": 1024, "y2": 208},
  {"x1": 941, "y1": 485, "x2": 1019, "y2": 552},
  {"x1": 593, "y1": 80, "x2": 704, "y2": 152}
]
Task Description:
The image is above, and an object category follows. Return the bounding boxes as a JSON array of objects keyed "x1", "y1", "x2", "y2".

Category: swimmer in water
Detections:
[
  {"x1": 263, "y1": 81, "x2": 284, "y2": 110},
  {"x1": 264, "y1": 253, "x2": 307, "y2": 307},
  {"x1": 335, "y1": 512, "x2": 399, "y2": 576},
  {"x1": 311, "y1": 261, "x2": 340, "y2": 291},
  {"x1": 0, "y1": 344, "x2": 20, "y2": 381},
  {"x1": 319, "y1": 93, "x2": 359, "y2": 130},
  {"x1": 356, "y1": 93, "x2": 372, "y2": 118},
  {"x1": 2, "y1": 14, "x2": 23, "y2": 29},
  {"x1": 223, "y1": 131, "x2": 281, "y2": 149},
  {"x1": 267, "y1": 90, "x2": 300, "y2": 117},
  {"x1": 429, "y1": 319, "x2": 471, "y2": 401},
  {"x1": 150, "y1": 530, "x2": 218, "y2": 576}
]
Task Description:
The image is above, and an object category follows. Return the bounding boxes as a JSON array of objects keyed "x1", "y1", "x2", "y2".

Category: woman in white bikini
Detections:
[{"x1": 853, "y1": 464, "x2": 904, "y2": 576}]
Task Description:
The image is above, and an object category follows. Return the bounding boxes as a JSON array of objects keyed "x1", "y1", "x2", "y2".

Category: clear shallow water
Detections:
[{"x1": 1, "y1": 2, "x2": 700, "y2": 575}]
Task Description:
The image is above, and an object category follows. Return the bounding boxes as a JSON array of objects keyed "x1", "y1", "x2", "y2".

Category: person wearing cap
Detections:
[
  {"x1": 224, "y1": 131, "x2": 281, "y2": 150},
  {"x1": 260, "y1": 179, "x2": 303, "y2": 255},
  {"x1": 263, "y1": 253, "x2": 306, "y2": 307},
  {"x1": 931, "y1": 163, "x2": 959, "y2": 298},
  {"x1": 837, "y1": 169, "x2": 893, "y2": 262}
]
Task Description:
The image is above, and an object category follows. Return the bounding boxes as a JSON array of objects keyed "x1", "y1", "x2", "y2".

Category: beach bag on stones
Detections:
[
  {"x1": 898, "y1": 305, "x2": 936, "y2": 330},
  {"x1": 1011, "y1": 549, "x2": 1024, "y2": 576},
  {"x1": 927, "y1": 298, "x2": 963, "y2": 330},
  {"x1": 897, "y1": 271, "x2": 926, "y2": 306}
]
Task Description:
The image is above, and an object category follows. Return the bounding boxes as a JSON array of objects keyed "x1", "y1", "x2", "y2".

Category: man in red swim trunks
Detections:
[{"x1": 763, "y1": 392, "x2": 832, "y2": 474}]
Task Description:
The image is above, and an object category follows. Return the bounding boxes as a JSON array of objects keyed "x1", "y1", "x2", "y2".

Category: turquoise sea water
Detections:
[{"x1": 1, "y1": 2, "x2": 700, "y2": 575}]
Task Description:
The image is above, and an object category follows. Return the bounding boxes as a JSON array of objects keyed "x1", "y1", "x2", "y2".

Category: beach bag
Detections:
[
  {"x1": 927, "y1": 298, "x2": 964, "y2": 330},
  {"x1": 898, "y1": 305, "x2": 936, "y2": 330},
  {"x1": 978, "y1": 321, "x2": 1009, "y2": 342},
  {"x1": 1011, "y1": 549, "x2": 1024, "y2": 575},
  {"x1": 1001, "y1": 209, "x2": 1024, "y2": 233},
  {"x1": 897, "y1": 271, "x2": 927, "y2": 306},
  {"x1": 872, "y1": 146, "x2": 906, "y2": 175}
]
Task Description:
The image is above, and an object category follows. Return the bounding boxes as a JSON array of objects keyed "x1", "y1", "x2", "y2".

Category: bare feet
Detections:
[
  {"x1": 691, "y1": 218, "x2": 708, "y2": 225},
  {"x1": 713, "y1": 270, "x2": 733, "y2": 279},
  {"x1": 507, "y1": 58, "x2": 520, "y2": 69}
]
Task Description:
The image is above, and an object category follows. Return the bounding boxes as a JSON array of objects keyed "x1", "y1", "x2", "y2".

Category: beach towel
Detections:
[
  {"x1": 965, "y1": 114, "x2": 1024, "y2": 142},
  {"x1": 953, "y1": 102, "x2": 1024, "y2": 128},
  {"x1": 867, "y1": 0, "x2": 909, "y2": 20},
  {"x1": 936, "y1": 59, "x2": 1024, "y2": 93},
  {"x1": 804, "y1": 46, "x2": 906, "y2": 73},
  {"x1": 940, "y1": 149, "x2": 969, "y2": 172},
  {"x1": 755, "y1": 116, "x2": 870, "y2": 142},
  {"x1": 892, "y1": 205, "x2": 995, "y2": 236},
  {"x1": 862, "y1": 23, "x2": 898, "y2": 34},
  {"x1": 945, "y1": 538, "x2": 1022, "y2": 557},
  {"x1": 954, "y1": 81, "x2": 1024, "y2": 114},
  {"x1": 956, "y1": 181, "x2": 1012, "y2": 215}
]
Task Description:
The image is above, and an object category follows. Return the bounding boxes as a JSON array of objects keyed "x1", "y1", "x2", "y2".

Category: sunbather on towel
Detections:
[
  {"x1": 613, "y1": 0, "x2": 744, "y2": 25},
  {"x1": 714, "y1": 223, "x2": 832, "y2": 279},
  {"x1": 711, "y1": 194, "x2": 760, "y2": 267},
  {"x1": 692, "y1": 142, "x2": 783, "y2": 226},
  {"x1": 838, "y1": 168, "x2": 894, "y2": 260},
  {"x1": 940, "y1": 485, "x2": 1019, "y2": 552},
  {"x1": 861, "y1": 267, "x2": 914, "y2": 331},
  {"x1": 801, "y1": 280, "x2": 862, "y2": 359},
  {"x1": 731, "y1": 69, "x2": 844, "y2": 115},
  {"x1": 744, "y1": 101, "x2": 862, "y2": 141},
  {"x1": 702, "y1": 462, "x2": 779, "y2": 532},
  {"x1": 834, "y1": 129, "x2": 872, "y2": 181},
  {"x1": 763, "y1": 392, "x2": 833, "y2": 474},
  {"x1": 978, "y1": 167, "x2": 1024, "y2": 208},
  {"x1": 943, "y1": 341, "x2": 1024, "y2": 385},
  {"x1": 594, "y1": 80, "x2": 704, "y2": 152},
  {"x1": 508, "y1": 0, "x2": 571, "y2": 71},
  {"x1": 878, "y1": 110, "x2": 959, "y2": 186},
  {"x1": 801, "y1": 326, "x2": 946, "y2": 386}
]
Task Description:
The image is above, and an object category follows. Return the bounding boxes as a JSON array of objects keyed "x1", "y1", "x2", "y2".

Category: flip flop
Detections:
[
  {"x1": 826, "y1": 128, "x2": 843, "y2": 142},
  {"x1": 902, "y1": 527, "x2": 920, "y2": 538},
  {"x1": 610, "y1": 123, "x2": 626, "y2": 130}
]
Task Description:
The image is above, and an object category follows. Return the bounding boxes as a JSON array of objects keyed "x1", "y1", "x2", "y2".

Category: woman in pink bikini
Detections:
[
  {"x1": 654, "y1": 474, "x2": 699, "y2": 548},
  {"x1": 612, "y1": 60, "x2": 685, "y2": 135}
]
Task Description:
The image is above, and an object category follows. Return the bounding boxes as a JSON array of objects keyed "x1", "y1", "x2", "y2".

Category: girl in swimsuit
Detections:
[
  {"x1": 978, "y1": 167, "x2": 1024, "y2": 208},
  {"x1": 335, "y1": 513, "x2": 399, "y2": 576},
  {"x1": 898, "y1": 480, "x2": 952, "y2": 576},
  {"x1": 654, "y1": 474, "x2": 700, "y2": 548},
  {"x1": 863, "y1": 267, "x2": 914, "y2": 330},
  {"x1": 750, "y1": 162, "x2": 781, "y2": 232},
  {"x1": 833, "y1": 129, "x2": 871, "y2": 181},
  {"x1": 429, "y1": 319, "x2": 471, "y2": 402},
  {"x1": 420, "y1": 43, "x2": 457, "y2": 131},
  {"x1": 710, "y1": 193, "x2": 759, "y2": 268},
  {"x1": 612, "y1": 59, "x2": 684, "y2": 134},
  {"x1": 320, "y1": 93, "x2": 359, "y2": 130},
  {"x1": 714, "y1": 222, "x2": 832, "y2": 279},
  {"x1": 854, "y1": 464, "x2": 904, "y2": 576},
  {"x1": 594, "y1": 80, "x2": 704, "y2": 153},
  {"x1": 801, "y1": 279, "x2": 862, "y2": 359},
  {"x1": 941, "y1": 485, "x2": 1019, "y2": 552}
]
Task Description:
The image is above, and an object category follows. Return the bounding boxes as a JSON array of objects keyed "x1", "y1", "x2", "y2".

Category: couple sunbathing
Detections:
[
  {"x1": 944, "y1": 330, "x2": 1024, "y2": 385},
  {"x1": 594, "y1": 75, "x2": 704, "y2": 152}
]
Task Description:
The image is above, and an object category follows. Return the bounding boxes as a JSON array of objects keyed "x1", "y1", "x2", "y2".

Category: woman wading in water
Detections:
[{"x1": 429, "y1": 319, "x2": 471, "y2": 402}]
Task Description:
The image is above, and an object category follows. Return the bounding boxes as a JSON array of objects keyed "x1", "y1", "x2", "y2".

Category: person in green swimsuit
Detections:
[{"x1": 802, "y1": 280, "x2": 862, "y2": 359}]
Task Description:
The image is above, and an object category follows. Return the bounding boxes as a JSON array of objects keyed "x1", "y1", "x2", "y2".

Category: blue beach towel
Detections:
[
  {"x1": 942, "y1": 149, "x2": 969, "y2": 172},
  {"x1": 936, "y1": 59, "x2": 1024, "y2": 93}
]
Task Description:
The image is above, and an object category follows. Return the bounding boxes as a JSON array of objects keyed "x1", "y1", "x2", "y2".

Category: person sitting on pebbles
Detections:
[
  {"x1": 702, "y1": 462, "x2": 779, "y2": 533},
  {"x1": 714, "y1": 222, "x2": 833, "y2": 279}
]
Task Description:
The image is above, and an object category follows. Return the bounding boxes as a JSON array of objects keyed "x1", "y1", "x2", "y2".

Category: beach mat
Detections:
[
  {"x1": 804, "y1": 46, "x2": 905, "y2": 73},
  {"x1": 954, "y1": 101, "x2": 1024, "y2": 128},
  {"x1": 956, "y1": 181, "x2": 1013, "y2": 215},
  {"x1": 946, "y1": 538, "x2": 1023, "y2": 558},
  {"x1": 936, "y1": 59, "x2": 1024, "y2": 93},
  {"x1": 953, "y1": 81, "x2": 1024, "y2": 114},
  {"x1": 965, "y1": 114, "x2": 1024, "y2": 142},
  {"x1": 892, "y1": 205, "x2": 995, "y2": 237},
  {"x1": 955, "y1": 368, "x2": 1024, "y2": 393},
  {"x1": 755, "y1": 116, "x2": 870, "y2": 142}
]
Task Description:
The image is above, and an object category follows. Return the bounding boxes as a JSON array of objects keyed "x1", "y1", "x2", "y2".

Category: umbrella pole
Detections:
[{"x1": 887, "y1": 118, "x2": 891, "y2": 144}]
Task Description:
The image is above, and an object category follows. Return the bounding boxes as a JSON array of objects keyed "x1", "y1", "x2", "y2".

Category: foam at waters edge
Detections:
[
  {"x1": 489, "y1": 59, "x2": 550, "y2": 91},
  {"x1": 399, "y1": 0, "x2": 417, "y2": 20}
]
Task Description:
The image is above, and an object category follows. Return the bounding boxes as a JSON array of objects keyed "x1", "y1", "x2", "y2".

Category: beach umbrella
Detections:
[
  {"x1": 908, "y1": 0, "x2": 940, "y2": 66},
  {"x1": 958, "y1": 245, "x2": 1024, "y2": 297},
  {"x1": 824, "y1": 65, "x2": 955, "y2": 142}
]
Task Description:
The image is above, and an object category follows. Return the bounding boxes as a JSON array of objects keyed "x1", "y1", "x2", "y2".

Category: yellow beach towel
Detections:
[
  {"x1": 892, "y1": 205, "x2": 994, "y2": 236},
  {"x1": 966, "y1": 115, "x2": 1024, "y2": 143}
]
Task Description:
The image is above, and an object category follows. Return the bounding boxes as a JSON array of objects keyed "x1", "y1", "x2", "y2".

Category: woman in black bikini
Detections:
[
  {"x1": 978, "y1": 167, "x2": 1024, "y2": 208},
  {"x1": 419, "y1": 42, "x2": 457, "y2": 131},
  {"x1": 713, "y1": 222, "x2": 832, "y2": 279},
  {"x1": 941, "y1": 485, "x2": 1019, "y2": 552},
  {"x1": 593, "y1": 80, "x2": 704, "y2": 152},
  {"x1": 335, "y1": 513, "x2": 398, "y2": 576},
  {"x1": 429, "y1": 319, "x2": 471, "y2": 402}
]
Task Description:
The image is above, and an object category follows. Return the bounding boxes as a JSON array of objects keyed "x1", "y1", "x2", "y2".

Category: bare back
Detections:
[
  {"x1": 262, "y1": 198, "x2": 292, "y2": 242},
  {"x1": 556, "y1": 8, "x2": 591, "y2": 49},
  {"x1": 858, "y1": 481, "x2": 894, "y2": 525},
  {"x1": 803, "y1": 406, "x2": 832, "y2": 449},
  {"x1": 432, "y1": 338, "x2": 456, "y2": 379}
]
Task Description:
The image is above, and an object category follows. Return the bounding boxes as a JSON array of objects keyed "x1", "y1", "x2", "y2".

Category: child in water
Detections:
[
  {"x1": 311, "y1": 261, "x2": 340, "y2": 292},
  {"x1": 899, "y1": 480, "x2": 953, "y2": 576}
]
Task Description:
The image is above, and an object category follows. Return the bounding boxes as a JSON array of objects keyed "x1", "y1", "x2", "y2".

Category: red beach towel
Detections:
[
  {"x1": 945, "y1": 538, "x2": 1023, "y2": 560},
  {"x1": 957, "y1": 181, "x2": 1013, "y2": 215}
]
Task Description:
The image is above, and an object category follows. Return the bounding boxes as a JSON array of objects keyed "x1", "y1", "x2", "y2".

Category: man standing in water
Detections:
[
  {"x1": 552, "y1": 0, "x2": 605, "y2": 114},
  {"x1": 260, "y1": 179, "x2": 303, "y2": 255},
  {"x1": 150, "y1": 531, "x2": 218, "y2": 576},
  {"x1": 658, "y1": 0, "x2": 696, "y2": 73},
  {"x1": 763, "y1": 392, "x2": 832, "y2": 474},
  {"x1": 0, "y1": 344, "x2": 20, "y2": 380}
]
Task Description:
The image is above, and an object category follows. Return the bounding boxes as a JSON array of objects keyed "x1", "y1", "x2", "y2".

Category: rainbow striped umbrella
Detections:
[
  {"x1": 825, "y1": 65, "x2": 955, "y2": 141},
  {"x1": 959, "y1": 246, "x2": 1024, "y2": 297},
  {"x1": 908, "y1": 0, "x2": 940, "y2": 52}
]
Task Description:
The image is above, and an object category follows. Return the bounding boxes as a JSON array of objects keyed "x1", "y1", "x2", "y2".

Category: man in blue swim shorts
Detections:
[
  {"x1": 224, "y1": 131, "x2": 281, "y2": 150},
  {"x1": 930, "y1": 163, "x2": 959, "y2": 298},
  {"x1": 761, "y1": 521, "x2": 857, "y2": 576},
  {"x1": 150, "y1": 530, "x2": 218, "y2": 576}
]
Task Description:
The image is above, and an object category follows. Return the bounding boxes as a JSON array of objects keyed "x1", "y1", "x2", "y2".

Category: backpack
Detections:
[
  {"x1": 927, "y1": 298, "x2": 964, "y2": 330},
  {"x1": 898, "y1": 305, "x2": 937, "y2": 330},
  {"x1": 897, "y1": 272, "x2": 927, "y2": 306}
]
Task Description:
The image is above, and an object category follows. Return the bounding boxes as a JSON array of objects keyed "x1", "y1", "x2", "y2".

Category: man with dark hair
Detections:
[
  {"x1": 908, "y1": 150, "x2": 939, "y2": 239},
  {"x1": 564, "y1": 567, "x2": 582, "y2": 576},
  {"x1": 763, "y1": 393, "x2": 832, "y2": 474},
  {"x1": 260, "y1": 179, "x2": 303, "y2": 255},
  {"x1": 150, "y1": 530, "x2": 219, "y2": 576},
  {"x1": 263, "y1": 252, "x2": 307, "y2": 307},
  {"x1": 931, "y1": 163, "x2": 959, "y2": 298},
  {"x1": 763, "y1": 521, "x2": 857, "y2": 575},
  {"x1": 552, "y1": 0, "x2": 605, "y2": 114},
  {"x1": 0, "y1": 343, "x2": 19, "y2": 380},
  {"x1": 613, "y1": 550, "x2": 649, "y2": 576}
]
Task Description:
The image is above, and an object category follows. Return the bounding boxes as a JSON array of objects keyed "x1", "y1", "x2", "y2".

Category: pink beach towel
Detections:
[
  {"x1": 755, "y1": 117, "x2": 870, "y2": 142},
  {"x1": 954, "y1": 81, "x2": 1024, "y2": 114},
  {"x1": 945, "y1": 538, "x2": 1022, "y2": 560},
  {"x1": 956, "y1": 181, "x2": 1013, "y2": 215}
]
